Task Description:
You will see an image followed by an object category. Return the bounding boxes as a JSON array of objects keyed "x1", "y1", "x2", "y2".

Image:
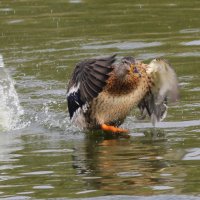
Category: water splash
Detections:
[
  {"x1": 0, "y1": 54, "x2": 24, "y2": 131},
  {"x1": 38, "y1": 100, "x2": 72, "y2": 132}
]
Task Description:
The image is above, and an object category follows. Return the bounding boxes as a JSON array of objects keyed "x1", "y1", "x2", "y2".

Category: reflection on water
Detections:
[
  {"x1": 0, "y1": 126, "x2": 199, "y2": 198},
  {"x1": 0, "y1": 0, "x2": 200, "y2": 199},
  {"x1": 75, "y1": 134, "x2": 173, "y2": 195}
]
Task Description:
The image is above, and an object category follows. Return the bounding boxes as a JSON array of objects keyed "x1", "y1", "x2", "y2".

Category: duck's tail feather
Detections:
[{"x1": 138, "y1": 58, "x2": 179, "y2": 125}]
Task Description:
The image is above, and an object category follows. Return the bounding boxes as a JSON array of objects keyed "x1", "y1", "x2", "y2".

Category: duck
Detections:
[{"x1": 67, "y1": 54, "x2": 179, "y2": 133}]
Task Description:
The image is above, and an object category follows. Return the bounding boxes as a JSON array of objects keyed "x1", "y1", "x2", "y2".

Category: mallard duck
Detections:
[{"x1": 67, "y1": 55, "x2": 178, "y2": 133}]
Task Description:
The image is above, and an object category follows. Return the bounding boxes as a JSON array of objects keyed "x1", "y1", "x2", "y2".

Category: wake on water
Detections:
[{"x1": 0, "y1": 54, "x2": 24, "y2": 131}]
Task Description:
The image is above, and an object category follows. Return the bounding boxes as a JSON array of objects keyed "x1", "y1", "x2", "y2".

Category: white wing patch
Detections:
[
  {"x1": 67, "y1": 81, "x2": 89, "y2": 129},
  {"x1": 67, "y1": 82, "x2": 80, "y2": 97}
]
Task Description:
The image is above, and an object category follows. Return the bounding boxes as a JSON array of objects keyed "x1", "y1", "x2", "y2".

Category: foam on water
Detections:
[{"x1": 0, "y1": 54, "x2": 24, "y2": 131}]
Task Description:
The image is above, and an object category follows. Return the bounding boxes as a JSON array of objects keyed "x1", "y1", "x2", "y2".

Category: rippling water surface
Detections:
[{"x1": 0, "y1": 0, "x2": 200, "y2": 199}]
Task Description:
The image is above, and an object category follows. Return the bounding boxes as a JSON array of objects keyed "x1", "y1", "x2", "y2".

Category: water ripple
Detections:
[
  {"x1": 33, "y1": 185, "x2": 54, "y2": 189},
  {"x1": 150, "y1": 185, "x2": 174, "y2": 190},
  {"x1": 181, "y1": 40, "x2": 200, "y2": 46},
  {"x1": 82, "y1": 41, "x2": 162, "y2": 50},
  {"x1": 128, "y1": 120, "x2": 200, "y2": 129},
  {"x1": 32, "y1": 149, "x2": 74, "y2": 153},
  {"x1": 183, "y1": 148, "x2": 200, "y2": 160},
  {"x1": 21, "y1": 171, "x2": 54, "y2": 175},
  {"x1": 117, "y1": 171, "x2": 142, "y2": 178}
]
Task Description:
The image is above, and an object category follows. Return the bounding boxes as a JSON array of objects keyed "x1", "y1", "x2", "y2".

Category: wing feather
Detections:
[
  {"x1": 67, "y1": 55, "x2": 116, "y2": 119},
  {"x1": 138, "y1": 58, "x2": 179, "y2": 125}
]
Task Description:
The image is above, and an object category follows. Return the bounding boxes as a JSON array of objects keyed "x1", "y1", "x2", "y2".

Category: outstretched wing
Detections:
[
  {"x1": 138, "y1": 58, "x2": 179, "y2": 125},
  {"x1": 67, "y1": 55, "x2": 116, "y2": 119}
]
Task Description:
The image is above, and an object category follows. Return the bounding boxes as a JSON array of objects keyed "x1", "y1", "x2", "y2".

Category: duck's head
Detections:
[{"x1": 115, "y1": 56, "x2": 141, "y2": 79}]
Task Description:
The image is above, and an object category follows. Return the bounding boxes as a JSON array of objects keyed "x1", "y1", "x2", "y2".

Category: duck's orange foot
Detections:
[{"x1": 101, "y1": 124, "x2": 129, "y2": 133}]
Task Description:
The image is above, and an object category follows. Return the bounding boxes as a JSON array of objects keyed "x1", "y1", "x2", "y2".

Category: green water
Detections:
[{"x1": 0, "y1": 0, "x2": 200, "y2": 199}]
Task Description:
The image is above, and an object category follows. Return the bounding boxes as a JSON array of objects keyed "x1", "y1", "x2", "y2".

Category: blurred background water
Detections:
[{"x1": 0, "y1": 0, "x2": 199, "y2": 199}]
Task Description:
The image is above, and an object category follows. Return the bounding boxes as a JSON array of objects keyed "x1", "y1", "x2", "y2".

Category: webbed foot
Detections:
[{"x1": 100, "y1": 124, "x2": 129, "y2": 133}]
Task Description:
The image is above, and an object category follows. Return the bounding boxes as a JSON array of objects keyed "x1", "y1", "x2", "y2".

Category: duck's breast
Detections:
[{"x1": 91, "y1": 86, "x2": 147, "y2": 124}]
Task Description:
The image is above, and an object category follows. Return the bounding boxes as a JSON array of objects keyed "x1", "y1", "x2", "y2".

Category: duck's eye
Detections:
[
  {"x1": 122, "y1": 60, "x2": 128, "y2": 64},
  {"x1": 155, "y1": 58, "x2": 161, "y2": 61},
  {"x1": 152, "y1": 58, "x2": 158, "y2": 62}
]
